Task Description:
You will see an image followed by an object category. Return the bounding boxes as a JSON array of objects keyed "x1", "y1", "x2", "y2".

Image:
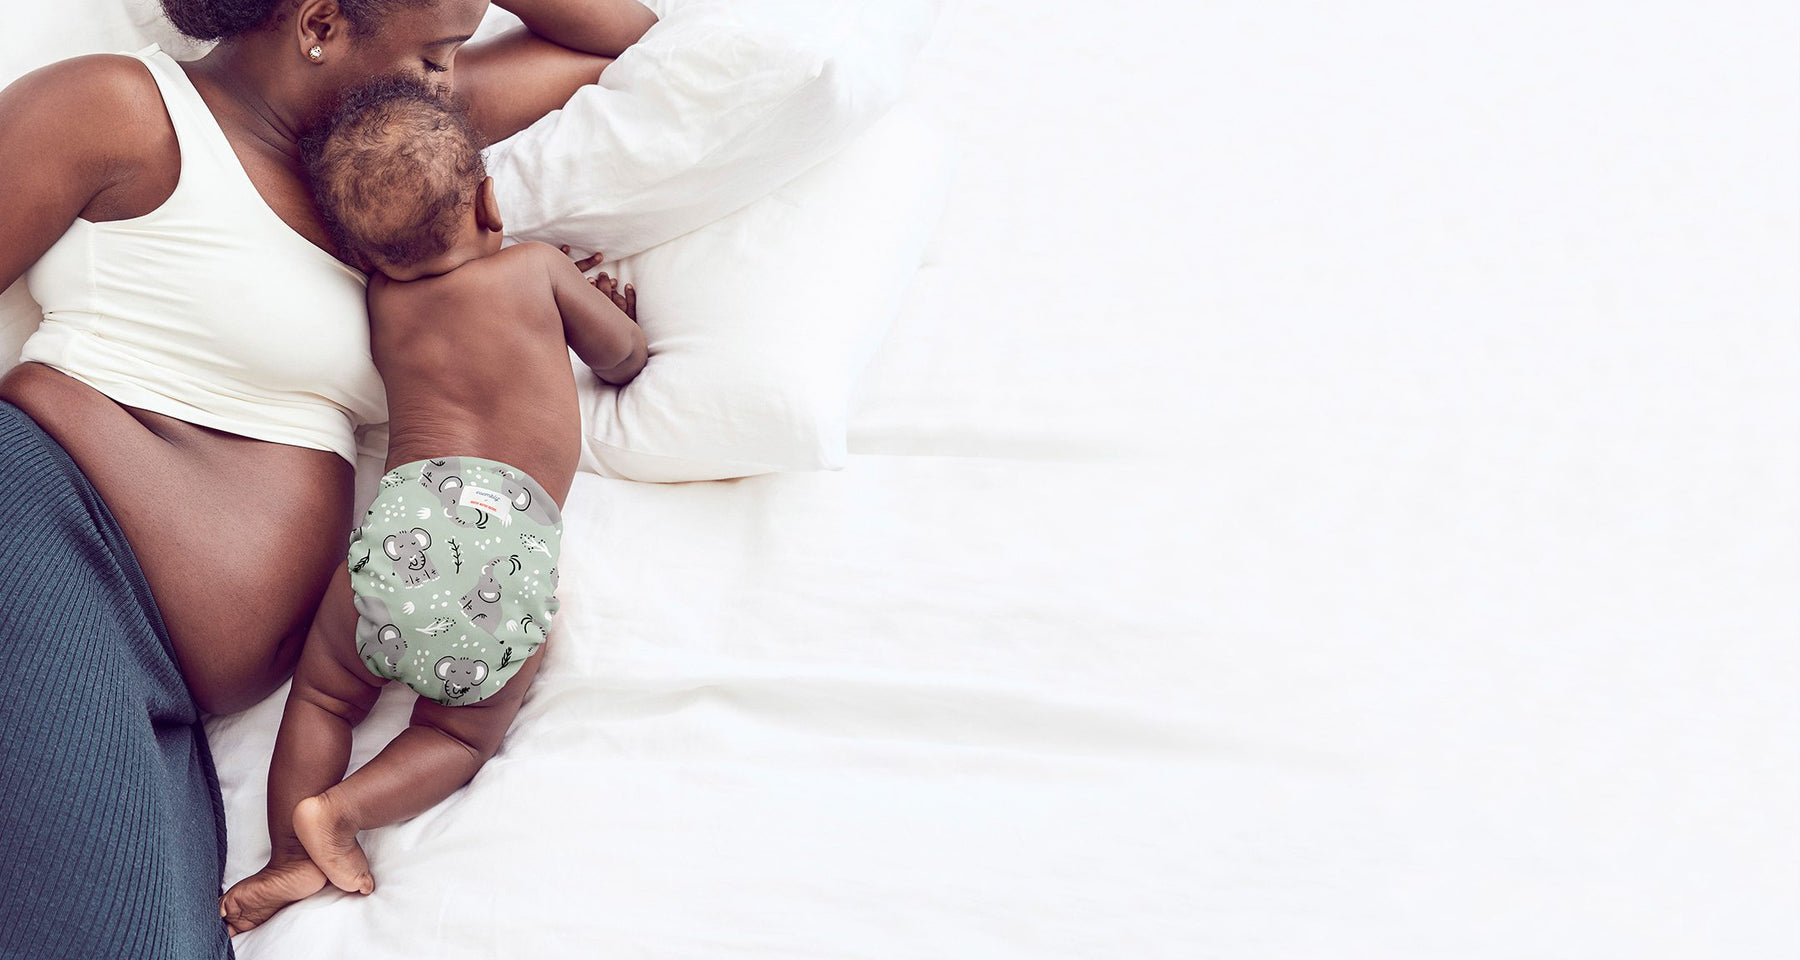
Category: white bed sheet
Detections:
[{"x1": 214, "y1": 1, "x2": 1798, "y2": 957}]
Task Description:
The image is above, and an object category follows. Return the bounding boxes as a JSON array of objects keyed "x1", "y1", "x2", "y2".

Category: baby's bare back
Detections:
[{"x1": 368, "y1": 244, "x2": 583, "y2": 507}]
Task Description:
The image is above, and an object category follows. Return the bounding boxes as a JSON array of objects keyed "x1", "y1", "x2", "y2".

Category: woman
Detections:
[{"x1": 0, "y1": 0, "x2": 654, "y2": 955}]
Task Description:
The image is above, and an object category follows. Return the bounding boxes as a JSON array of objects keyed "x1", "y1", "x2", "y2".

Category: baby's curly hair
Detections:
[{"x1": 302, "y1": 76, "x2": 487, "y2": 270}]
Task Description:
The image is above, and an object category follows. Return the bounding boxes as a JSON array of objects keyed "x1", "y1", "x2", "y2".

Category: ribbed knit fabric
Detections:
[{"x1": 0, "y1": 401, "x2": 232, "y2": 960}]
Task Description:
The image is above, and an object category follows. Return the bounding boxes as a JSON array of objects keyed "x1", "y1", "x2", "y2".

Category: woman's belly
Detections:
[{"x1": 0, "y1": 362, "x2": 355, "y2": 714}]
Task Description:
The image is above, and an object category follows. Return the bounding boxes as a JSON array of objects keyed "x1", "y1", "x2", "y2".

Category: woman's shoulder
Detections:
[
  {"x1": 0, "y1": 54, "x2": 179, "y2": 224},
  {"x1": 1, "y1": 54, "x2": 173, "y2": 170},
  {"x1": 3, "y1": 53, "x2": 165, "y2": 119}
]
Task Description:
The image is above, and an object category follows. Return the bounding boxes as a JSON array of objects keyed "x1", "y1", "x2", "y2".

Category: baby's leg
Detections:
[
  {"x1": 221, "y1": 566, "x2": 384, "y2": 934},
  {"x1": 294, "y1": 642, "x2": 549, "y2": 895}
]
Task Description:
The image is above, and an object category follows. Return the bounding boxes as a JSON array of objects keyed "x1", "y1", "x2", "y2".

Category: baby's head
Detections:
[{"x1": 304, "y1": 75, "x2": 499, "y2": 281}]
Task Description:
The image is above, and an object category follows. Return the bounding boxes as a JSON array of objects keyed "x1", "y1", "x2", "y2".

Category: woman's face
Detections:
[{"x1": 336, "y1": 0, "x2": 489, "y2": 95}]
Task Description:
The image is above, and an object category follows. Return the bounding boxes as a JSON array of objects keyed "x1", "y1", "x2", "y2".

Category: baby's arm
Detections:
[{"x1": 541, "y1": 245, "x2": 648, "y2": 385}]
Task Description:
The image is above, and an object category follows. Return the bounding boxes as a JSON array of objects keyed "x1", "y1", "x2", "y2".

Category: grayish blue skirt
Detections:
[{"x1": 0, "y1": 400, "x2": 232, "y2": 959}]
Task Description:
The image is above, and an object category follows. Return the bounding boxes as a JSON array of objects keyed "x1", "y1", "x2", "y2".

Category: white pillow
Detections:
[
  {"x1": 570, "y1": 101, "x2": 954, "y2": 482},
  {"x1": 0, "y1": 0, "x2": 205, "y2": 89},
  {"x1": 485, "y1": 0, "x2": 943, "y2": 261}
]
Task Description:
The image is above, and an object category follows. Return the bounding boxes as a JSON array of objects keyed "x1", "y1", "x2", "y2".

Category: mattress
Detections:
[{"x1": 209, "y1": 1, "x2": 1798, "y2": 957}]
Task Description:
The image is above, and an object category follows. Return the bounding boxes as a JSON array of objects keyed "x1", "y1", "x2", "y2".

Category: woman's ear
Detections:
[
  {"x1": 293, "y1": 0, "x2": 349, "y2": 63},
  {"x1": 476, "y1": 177, "x2": 504, "y2": 234}
]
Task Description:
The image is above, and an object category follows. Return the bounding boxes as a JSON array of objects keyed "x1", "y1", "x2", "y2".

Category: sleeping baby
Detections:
[{"x1": 221, "y1": 75, "x2": 646, "y2": 933}]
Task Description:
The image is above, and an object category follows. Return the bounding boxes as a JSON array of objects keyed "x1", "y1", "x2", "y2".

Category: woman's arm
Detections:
[
  {"x1": 0, "y1": 56, "x2": 171, "y2": 290},
  {"x1": 455, "y1": 0, "x2": 657, "y2": 144},
  {"x1": 497, "y1": 0, "x2": 658, "y2": 59}
]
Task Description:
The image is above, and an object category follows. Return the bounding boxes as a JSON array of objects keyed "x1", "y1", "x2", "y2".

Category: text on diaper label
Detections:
[{"x1": 458, "y1": 486, "x2": 511, "y2": 518}]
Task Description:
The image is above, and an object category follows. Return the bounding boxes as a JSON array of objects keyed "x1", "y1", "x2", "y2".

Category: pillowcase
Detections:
[
  {"x1": 570, "y1": 101, "x2": 955, "y2": 482},
  {"x1": 0, "y1": 0, "x2": 204, "y2": 89},
  {"x1": 484, "y1": 0, "x2": 943, "y2": 261}
]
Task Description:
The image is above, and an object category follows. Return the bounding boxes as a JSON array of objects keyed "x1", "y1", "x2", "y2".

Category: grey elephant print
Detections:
[
  {"x1": 358, "y1": 619, "x2": 405, "y2": 673},
  {"x1": 365, "y1": 624, "x2": 406, "y2": 672},
  {"x1": 353, "y1": 595, "x2": 407, "y2": 671},
  {"x1": 496, "y1": 468, "x2": 559, "y2": 526},
  {"x1": 383, "y1": 526, "x2": 438, "y2": 587},
  {"x1": 416, "y1": 458, "x2": 459, "y2": 487},
  {"x1": 419, "y1": 457, "x2": 489, "y2": 529},
  {"x1": 460, "y1": 555, "x2": 521, "y2": 635},
  {"x1": 435, "y1": 656, "x2": 489, "y2": 702}
]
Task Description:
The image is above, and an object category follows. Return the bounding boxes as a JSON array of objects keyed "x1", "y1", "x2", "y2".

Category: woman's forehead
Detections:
[{"x1": 376, "y1": 0, "x2": 488, "y2": 42}]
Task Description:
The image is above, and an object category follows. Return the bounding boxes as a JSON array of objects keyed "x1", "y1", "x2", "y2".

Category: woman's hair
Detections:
[
  {"x1": 301, "y1": 75, "x2": 487, "y2": 269},
  {"x1": 160, "y1": 0, "x2": 433, "y2": 42}
]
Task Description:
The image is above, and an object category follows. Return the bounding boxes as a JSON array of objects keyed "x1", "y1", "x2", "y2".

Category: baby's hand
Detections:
[
  {"x1": 592, "y1": 272, "x2": 637, "y2": 321},
  {"x1": 558, "y1": 245, "x2": 636, "y2": 321},
  {"x1": 558, "y1": 244, "x2": 606, "y2": 274}
]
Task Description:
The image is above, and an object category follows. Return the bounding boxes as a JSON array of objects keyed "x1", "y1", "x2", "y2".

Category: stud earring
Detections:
[{"x1": 308, "y1": 45, "x2": 323, "y2": 61}]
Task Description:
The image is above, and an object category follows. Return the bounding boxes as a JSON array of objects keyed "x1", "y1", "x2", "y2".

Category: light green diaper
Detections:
[{"x1": 347, "y1": 456, "x2": 562, "y2": 705}]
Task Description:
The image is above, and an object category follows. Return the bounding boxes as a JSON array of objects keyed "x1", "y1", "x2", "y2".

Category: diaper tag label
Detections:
[{"x1": 458, "y1": 486, "x2": 511, "y2": 519}]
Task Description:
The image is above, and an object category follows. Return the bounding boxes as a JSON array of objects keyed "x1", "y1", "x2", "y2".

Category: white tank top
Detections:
[{"x1": 21, "y1": 46, "x2": 385, "y2": 464}]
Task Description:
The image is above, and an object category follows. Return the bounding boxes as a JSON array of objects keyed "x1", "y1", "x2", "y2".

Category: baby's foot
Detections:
[
  {"x1": 293, "y1": 792, "x2": 375, "y2": 895},
  {"x1": 220, "y1": 857, "x2": 327, "y2": 934}
]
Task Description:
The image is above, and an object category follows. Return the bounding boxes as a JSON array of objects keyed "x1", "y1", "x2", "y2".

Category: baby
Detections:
[{"x1": 221, "y1": 76, "x2": 646, "y2": 933}]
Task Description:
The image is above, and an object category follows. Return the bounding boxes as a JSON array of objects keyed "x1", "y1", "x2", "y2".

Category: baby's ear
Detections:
[{"x1": 476, "y1": 177, "x2": 504, "y2": 234}]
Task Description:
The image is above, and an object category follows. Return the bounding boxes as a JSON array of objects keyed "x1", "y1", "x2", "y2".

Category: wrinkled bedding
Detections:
[{"x1": 185, "y1": 0, "x2": 1800, "y2": 956}]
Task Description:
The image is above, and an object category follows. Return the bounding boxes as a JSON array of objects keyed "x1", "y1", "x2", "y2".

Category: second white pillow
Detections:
[
  {"x1": 572, "y1": 102, "x2": 955, "y2": 483},
  {"x1": 485, "y1": 0, "x2": 942, "y2": 261}
]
